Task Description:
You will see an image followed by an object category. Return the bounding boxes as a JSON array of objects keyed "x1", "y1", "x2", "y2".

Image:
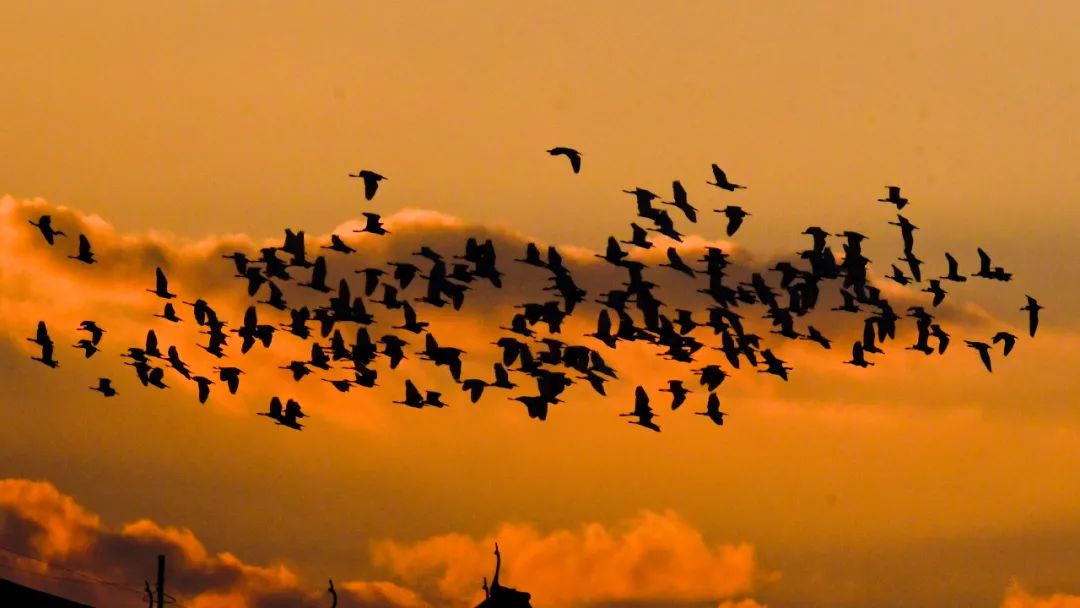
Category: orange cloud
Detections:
[
  {"x1": 1002, "y1": 580, "x2": 1080, "y2": 608},
  {"x1": 373, "y1": 509, "x2": 766, "y2": 607},
  {"x1": 0, "y1": 477, "x2": 769, "y2": 608}
]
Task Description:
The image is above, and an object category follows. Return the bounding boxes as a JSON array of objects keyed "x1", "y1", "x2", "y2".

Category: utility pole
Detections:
[{"x1": 156, "y1": 554, "x2": 165, "y2": 608}]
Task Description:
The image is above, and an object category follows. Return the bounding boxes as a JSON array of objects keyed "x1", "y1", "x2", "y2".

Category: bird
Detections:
[
  {"x1": 844, "y1": 341, "x2": 873, "y2": 368},
  {"x1": 323, "y1": 234, "x2": 356, "y2": 254},
  {"x1": 930, "y1": 324, "x2": 950, "y2": 354},
  {"x1": 192, "y1": 376, "x2": 214, "y2": 404},
  {"x1": 974, "y1": 248, "x2": 1012, "y2": 282},
  {"x1": 1021, "y1": 295, "x2": 1042, "y2": 337},
  {"x1": 355, "y1": 212, "x2": 390, "y2": 236},
  {"x1": 461, "y1": 379, "x2": 488, "y2": 403},
  {"x1": 877, "y1": 186, "x2": 908, "y2": 209},
  {"x1": 941, "y1": 252, "x2": 967, "y2": 282},
  {"x1": 31, "y1": 340, "x2": 59, "y2": 368},
  {"x1": 992, "y1": 331, "x2": 1017, "y2": 356},
  {"x1": 148, "y1": 267, "x2": 176, "y2": 299},
  {"x1": 922, "y1": 280, "x2": 946, "y2": 307},
  {"x1": 659, "y1": 247, "x2": 696, "y2": 278},
  {"x1": 620, "y1": 386, "x2": 660, "y2": 432},
  {"x1": 965, "y1": 340, "x2": 993, "y2": 372},
  {"x1": 155, "y1": 303, "x2": 181, "y2": 323},
  {"x1": 886, "y1": 264, "x2": 911, "y2": 286},
  {"x1": 214, "y1": 367, "x2": 244, "y2": 394},
  {"x1": 802, "y1": 326, "x2": 832, "y2": 349},
  {"x1": 714, "y1": 206, "x2": 750, "y2": 236},
  {"x1": 90, "y1": 378, "x2": 117, "y2": 397},
  {"x1": 29, "y1": 215, "x2": 65, "y2": 245},
  {"x1": 348, "y1": 169, "x2": 387, "y2": 200},
  {"x1": 661, "y1": 181, "x2": 697, "y2": 222},
  {"x1": 706, "y1": 164, "x2": 745, "y2": 191},
  {"x1": 28, "y1": 321, "x2": 53, "y2": 348},
  {"x1": 78, "y1": 321, "x2": 105, "y2": 345},
  {"x1": 658, "y1": 380, "x2": 690, "y2": 410},
  {"x1": 73, "y1": 339, "x2": 99, "y2": 358},
  {"x1": 695, "y1": 392, "x2": 727, "y2": 426},
  {"x1": 889, "y1": 215, "x2": 918, "y2": 253},
  {"x1": 68, "y1": 234, "x2": 96, "y2": 264},
  {"x1": 393, "y1": 380, "x2": 426, "y2": 408},
  {"x1": 547, "y1": 147, "x2": 581, "y2": 173}
]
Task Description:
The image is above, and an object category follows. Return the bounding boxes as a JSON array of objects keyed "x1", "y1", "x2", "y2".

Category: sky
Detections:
[{"x1": 1, "y1": 2, "x2": 1079, "y2": 607}]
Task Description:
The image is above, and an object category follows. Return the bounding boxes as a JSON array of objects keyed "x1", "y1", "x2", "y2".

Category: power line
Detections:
[{"x1": 0, "y1": 544, "x2": 146, "y2": 595}]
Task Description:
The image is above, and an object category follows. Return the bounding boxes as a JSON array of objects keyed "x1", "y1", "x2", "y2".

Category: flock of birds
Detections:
[{"x1": 23, "y1": 149, "x2": 1044, "y2": 432}]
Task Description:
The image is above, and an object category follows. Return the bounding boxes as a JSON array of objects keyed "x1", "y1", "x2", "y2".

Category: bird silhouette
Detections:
[
  {"x1": 922, "y1": 280, "x2": 946, "y2": 307},
  {"x1": 889, "y1": 215, "x2": 918, "y2": 253},
  {"x1": 73, "y1": 339, "x2": 99, "y2": 358},
  {"x1": 547, "y1": 147, "x2": 581, "y2": 173},
  {"x1": 214, "y1": 367, "x2": 244, "y2": 394},
  {"x1": 29, "y1": 215, "x2": 66, "y2": 245},
  {"x1": 965, "y1": 340, "x2": 993, "y2": 372},
  {"x1": 620, "y1": 386, "x2": 660, "y2": 432},
  {"x1": 155, "y1": 302, "x2": 182, "y2": 323},
  {"x1": 192, "y1": 376, "x2": 213, "y2": 404},
  {"x1": 844, "y1": 341, "x2": 873, "y2": 368},
  {"x1": 714, "y1": 206, "x2": 750, "y2": 236},
  {"x1": 706, "y1": 164, "x2": 745, "y2": 190},
  {"x1": 323, "y1": 234, "x2": 356, "y2": 254},
  {"x1": 661, "y1": 181, "x2": 697, "y2": 222},
  {"x1": 90, "y1": 377, "x2": 117, "y2": 397},
  {"x1": 349, "y1": 169, "x2": 387, "y2": 200},
  {"x1": 658, "y1": 380, "x2": 690, "y2": 410},
  {"x1": 1021, "y1": 295, "x2": 1042, "y2": 337},
  {"x1": 68, "y1": 234, "x2": 96, "y2": 264},
  {"x1": 992, "y1": 331, "x2": 1017, "y2": 356},
  {"x1": 695, "y1": 392, "x2": 727, "y2": 426},
  {"x1": 148, "y1": 267, "x2": 176, "y2": 299},
  {"x1": 973, "y1": 248, "x2": 1012, "y2": 282},
  {"x1": 877, "y1": 186, "x2": 909, "y2": 209},
  {"x1": 356, "y1": 212, "x2": 390, "y2": 235},
  {"x1": 941, "y1": 252, "x2": 967, "y2": 282},
  {"x1": 393, "y1": 380, "x2": 426, "y2": 408},
  {"x1": 77, "y1": 320, "x2": 105, "y2": 345}
]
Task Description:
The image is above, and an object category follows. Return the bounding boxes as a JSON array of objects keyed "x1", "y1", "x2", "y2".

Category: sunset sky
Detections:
[{"x1": 2, "y1": 3, "x2": 1079, "y2": 607}]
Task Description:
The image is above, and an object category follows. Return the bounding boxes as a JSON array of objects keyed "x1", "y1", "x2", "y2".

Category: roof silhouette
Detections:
[{"x1": 0, "y1": 578, "x2": 94, "y2": 607}]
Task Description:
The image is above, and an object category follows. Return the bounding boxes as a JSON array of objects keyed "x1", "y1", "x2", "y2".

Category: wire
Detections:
[{"x1": 0, "y1": 544, "x2": 146, "y2": 595}]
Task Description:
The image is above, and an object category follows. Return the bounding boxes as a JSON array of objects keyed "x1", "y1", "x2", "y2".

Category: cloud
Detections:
[
  {"x1": 0, "y1": 477, "x2": 768, "y2": 608},
  {"x1": 372, "y1": 509, "x2": 766, "y2": 607},
  {"x1": 1002, "y1": 580, "x2": 1080, "y2": 608}
]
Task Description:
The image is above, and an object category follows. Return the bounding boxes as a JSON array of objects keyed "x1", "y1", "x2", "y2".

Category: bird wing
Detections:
[{"x1": 569, "y1": 152, "x2": 581, "y2": 174}]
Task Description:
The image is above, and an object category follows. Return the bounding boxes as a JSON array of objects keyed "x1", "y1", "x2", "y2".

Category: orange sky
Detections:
[{"x1": 1, "y1": 3, "x2": 1079, "y2": 607}]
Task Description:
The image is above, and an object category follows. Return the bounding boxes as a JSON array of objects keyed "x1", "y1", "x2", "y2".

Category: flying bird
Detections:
[
  {"x1": 992, "y1": 331, "x2": 1017, "y2": 356},
  {"x1": 90, "y1": 378, "x2": 117, "y2": 397},
  {"x1": 695, "y1": 392, "x2": 727, "y2": 426},
  {"x1": 877, "y1": 186, "x2": 909, "y2": 209},
  {"x1": 965, "y1": 340, "x2": 993, "y2": 372},
  {"x1": 148, "y1": 267, "x2": 176, "y2": 299},
  {"x1": 547, "y1": 147, "x2": 581, "y2": 173},
  {"x1": 706, "y1": 164, "x2": 746, "y2": 191},
  {"x1": 68, "y1": 234, "x2": 96, "y2": 264},
  {"x1": 661, "y1": 181, "x2": 697, "y2": 222},
  {"x1": 29, "y1": 215, "x2": 65, "y2": 245},
  {"x1": 349, "y1": 169, "x2": 387, "y2": 200},
  {"x1": 714, "y1": 206, "x2": 750, "y2": 236},
  {"x1": 941, "y1": 252, "x2": 967, "y2": 282},
  {"x1": 620, "y1": 386, "x2": 660, "y2": 432},
  {"x1": 1020, "y1": 295, "x2": 1042, "y2": 337}
]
